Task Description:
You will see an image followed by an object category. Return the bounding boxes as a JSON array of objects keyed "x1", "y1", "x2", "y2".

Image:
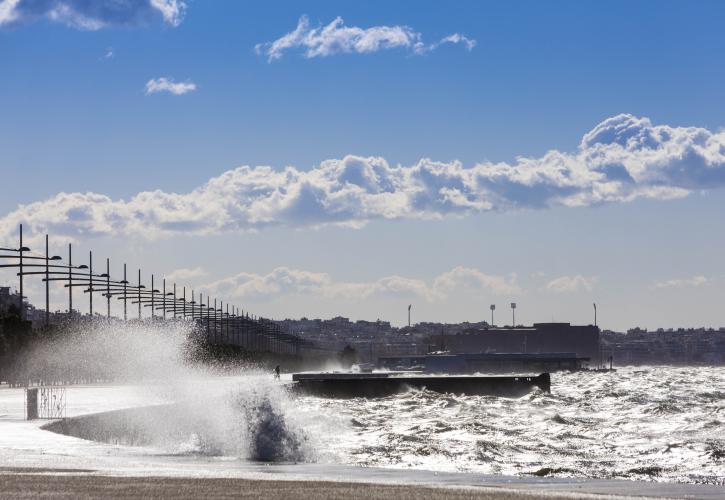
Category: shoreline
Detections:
[{"x1": 0, "y1": 473, "x2": 581, "y2": 500}]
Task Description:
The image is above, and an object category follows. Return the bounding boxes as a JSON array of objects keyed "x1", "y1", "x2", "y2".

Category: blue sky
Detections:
[{"x1": 1, "y1": 1, "x2": 724, "y2": 330}]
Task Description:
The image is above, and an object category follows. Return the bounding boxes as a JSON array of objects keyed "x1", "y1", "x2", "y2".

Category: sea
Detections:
[
  {"x1": 284, "y1": 366, "x2": 725, "y2": 485},
  {"x1": 23, "y1": 322, "x2": 724, "y2": 486}
]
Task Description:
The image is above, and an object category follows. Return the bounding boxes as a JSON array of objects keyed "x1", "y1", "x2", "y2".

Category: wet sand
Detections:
[{"x1": 0, "y1": 474, "x2": 575, "y2": 500}]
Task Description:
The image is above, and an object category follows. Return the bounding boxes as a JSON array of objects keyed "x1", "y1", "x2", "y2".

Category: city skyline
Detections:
[{"x1": 1, "y1": 1, "x2": 724, "y2": 330}]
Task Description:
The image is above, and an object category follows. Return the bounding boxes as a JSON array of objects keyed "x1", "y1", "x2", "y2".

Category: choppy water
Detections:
[
  {"x1": 38, "y1": 324, "x2": 723, "y2": 485},
  {"x1": 293, "y1": 366, "x2": 725, "y2": 485}
]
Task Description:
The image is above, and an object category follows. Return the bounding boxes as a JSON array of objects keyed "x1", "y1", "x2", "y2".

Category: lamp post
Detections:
[
  {"x1": 123, "y1": 264, "x2": 128, "y2": 321},
  {"x1": 88, "y1": 251, "x2": 93, "y2": 317},
  {"x1": 44, "y1": 235, "x2": 62, "y2": 326},
  {"x1": 408, "y1": 304, "x2": 411, "y2": 328},
  {"x1": 106, "y1": 259, "x2": 111, "y2": 319},
  {"x1": 45, "y1": 235, "x2": 49, "y2": 325},
  {"x1": 593, "y1": 303, "x2": 597, "y2": 327},
  {"x1": 490, "y1": 304, "x2": 495, "y2": 326},
  {"x1": 510, "y1": 302, "x2": 517, "y2": 327},
  {"x1": 67, "y1": 243, "x2": 72, "y2": 315},
  {"x1": 19, "y1": 224, "x2": 25, "y2": 320}
]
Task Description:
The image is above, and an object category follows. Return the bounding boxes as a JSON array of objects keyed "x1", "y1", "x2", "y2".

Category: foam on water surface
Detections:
[{"x1": 2, "y1": 320, "x2": 723, "y2": 485}]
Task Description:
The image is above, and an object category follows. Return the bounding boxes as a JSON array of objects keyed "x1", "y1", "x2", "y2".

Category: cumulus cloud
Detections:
[
  {"x1": 145, "y1": 77, "x2": 196, "y2": 95},
  {"x1": 2, "y1": 114, "x2": 725, "y2": 245},
  {"x1": 653, "y1": 275, "x2": 709, "y2": 289},
  {"x1": 545, "y1": 275, "x2": 596, "y2": 293},
  {"x1": 255, "y1": 15, "x2": 476, "y2": 61},
  {"x1": 0, "y1": 0, "x2": 185, "y2": 29},
  {"x1": 164, "y1": 266, "x2": 207, "y2": 283},
  {"x1": 201, "y1": 266, "x2": 519, "y2": 302}
]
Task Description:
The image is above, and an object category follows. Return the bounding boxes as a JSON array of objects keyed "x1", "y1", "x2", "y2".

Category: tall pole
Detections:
[
  {"x1": 593, "y1": 303, "x2": 597, "y2": 327},
  {"x1": 123, "y1": 263, "x2": 127, "y2": 321},
  {"x1": 510, "y1": 302, "x2": 516, "y2": 327},
  {"x1": 89, "y1": 251, "x2": 93, "y2": 317},
  {"x1": 408, "y1": 304, "x2": 411, "y2": 328},
  {"x1": 45, "y1": 234, "x2": 49, "y2": 327},
  {"x1": 214, "y1": 298, "x2": 217, "y2": 343},
  {"x1": 18, "y1": 224, "x2": 24, "y2": 321},
  {"x1": 183, "y1": 286, "x2": 186, "y2": 319},
  {"x1": 162, "y1": 279, "x2": 166, "y2": 320},
  {"x1": 151, "y1": 275, "x2": 155, "y2": 319},
  {"x1": 490, "y1": 304, "x2": 495, "y2": 327},
  {"x1": 106, "y1": 258, "x2": 110, "y2": 319},
  {"x1": 138, "y1": 269, "x2": 142, "y2": 320},
  {"x1": 173, "y1": 283, "x2": 176, "y2": 319},
  {"x1": 68, "y1": 243, "x2": 72, "y2": 315}
]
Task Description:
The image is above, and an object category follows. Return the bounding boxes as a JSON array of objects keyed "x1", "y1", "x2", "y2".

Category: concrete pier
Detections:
[{"x1": 290, "y1": 372, "x2": 551, "y2": 398}]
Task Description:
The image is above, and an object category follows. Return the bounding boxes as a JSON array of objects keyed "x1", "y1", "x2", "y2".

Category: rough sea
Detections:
[
  {"x1": 292, "y1": 366, "x2": 724, "y2": 485},
  {"x1": 27, "y1": 322, "x2": 724, "y2": 486}
]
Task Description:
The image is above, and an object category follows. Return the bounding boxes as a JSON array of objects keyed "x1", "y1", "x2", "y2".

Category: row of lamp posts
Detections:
[{"x1": 0, "y1": 224, "x2": 301, "y2": 355}]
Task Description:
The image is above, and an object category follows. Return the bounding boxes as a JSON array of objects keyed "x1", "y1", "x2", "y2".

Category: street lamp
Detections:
[
  {"x1": 490, "y1": 304, "x2": 495, "y2": 327},
  {"x1": 45, "y1": 234, "x2": 63, "y2": 326},
  {"x1": 510, "y1": 302, "x2": 517, "y2": 327},
  {"x1": 593, "y1": 303, "x2": 597, "y2": 327}
]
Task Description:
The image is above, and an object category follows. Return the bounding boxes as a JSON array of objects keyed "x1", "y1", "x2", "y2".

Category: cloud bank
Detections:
[
  {"x1": 653, "y1": 275, "x2": 709, "y2": 290},
  {"x1": 0, "y1": 0, "x2": 186, "y2": 29},
  {"x1": 164, "y1": 266, "x2": 207, "y2": 283},
  {"x1": 2, "y1": 114, "x2": 725, "y2": 245},
  {"x1": 201, "y1": 266, "x2": 519, "y2": 302},
  {"x1": 545, "y1": 275, "x2": 596, "y2": 293},
  {"x1": 145, "y1": 77, "x2": 196, "y2": 95},
  {"x1": 255, "y1": 15, "x2": 476, "y2": 61}
]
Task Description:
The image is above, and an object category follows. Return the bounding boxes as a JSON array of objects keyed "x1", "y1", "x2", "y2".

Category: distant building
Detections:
[{"x1": 434, "y1": 322, "x2": 600, "y2": 362}]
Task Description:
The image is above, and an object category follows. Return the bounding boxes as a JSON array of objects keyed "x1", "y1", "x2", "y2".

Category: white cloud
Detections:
[
  {"x1": 201, "y1": 266, "x2": 519, "y2": 302},
  {"x1": 101, "y1": 47, "x2": 114, "y2": 60},
  {"x1": 0, "y1": 0, "x2": 20, "y2": 25},
  {"x1": 145, "y1": 77, "x2": 196, "y2": 95},
  {"x1": 149, "y1": 0, "x2": 185, "y2": 27},
  {"x1": 653, "y1": 275, "x2": 709, "y2": 289},
  {"x1": 164, "y1": 267, "x2": 207, "y2": 283},
  {"x1": 2, "y1": 114, "x2": 725, "y2": 245},
  {"x1": 545, "y1": 275, "x2": 596, "y2": 293},
  {"x1": 0, "y1": 0, "x2": 186, "y2": 29},
  {"x1": 255, "y1": 15, "x2": 476, "y2": 61}
]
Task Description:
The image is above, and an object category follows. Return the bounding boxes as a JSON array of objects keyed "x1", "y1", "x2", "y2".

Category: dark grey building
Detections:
[{"x1": 433, "y1": 322, "x2": 600, "y2": 363}]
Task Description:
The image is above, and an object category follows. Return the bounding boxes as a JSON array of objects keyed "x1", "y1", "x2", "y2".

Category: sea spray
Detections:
[{"x1": 37, "y1": 319, "x2": 332, "y2": 463}]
